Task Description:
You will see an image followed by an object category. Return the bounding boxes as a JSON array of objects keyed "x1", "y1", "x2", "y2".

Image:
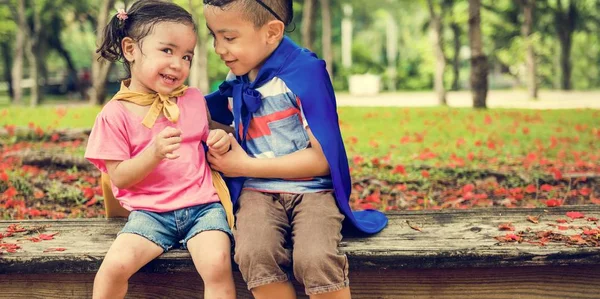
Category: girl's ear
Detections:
[
  {"x1": 122, "y1": 37, "x2": 136, "y2": 62},
  {"x1": 265, "y1": 20, "x2": 284, "y2": 45}
]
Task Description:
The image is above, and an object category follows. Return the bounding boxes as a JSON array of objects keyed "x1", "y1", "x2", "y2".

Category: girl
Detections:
[{"x1": 84, "y1": 1, "x2": 236, "y2": 298}]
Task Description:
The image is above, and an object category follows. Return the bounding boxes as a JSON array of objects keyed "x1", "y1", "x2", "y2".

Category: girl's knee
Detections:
[
  {"x1": 196, "y1": 249, "x2": 233, "y2": 283},
  {"x1": 97, "y1": 256, "x2": 136, "y2": 281}
]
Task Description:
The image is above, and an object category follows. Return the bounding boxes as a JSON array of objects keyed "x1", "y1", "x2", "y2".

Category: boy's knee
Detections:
[
  {"x1": 235, "y1": 241, "x2": 286, "y2": 268},
  {"x1": 292, "y1": 248, "x2": 346, "y2": 284}
]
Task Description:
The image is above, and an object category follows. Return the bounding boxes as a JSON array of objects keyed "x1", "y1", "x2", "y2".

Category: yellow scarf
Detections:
[
  {"x1": 111, "y1": 79, "x2": 188, "y2": 128},
  {"x1": 103, "y1": 80, "x2": 235, "y2": 229}
]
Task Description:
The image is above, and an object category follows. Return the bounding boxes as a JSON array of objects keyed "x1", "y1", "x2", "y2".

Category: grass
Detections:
[
  {"x1": 0, "y1": 105, "x2": 101, "y2": 129},
  {"x1": 2, "y1": 105, "x2": 598, "y2": 164},
  {"x1": 1, "y1": 104, "x2": 598, "y2": 216},
  {"x1": 339, "y1": 107, "x2": 600, "y2": 165}
]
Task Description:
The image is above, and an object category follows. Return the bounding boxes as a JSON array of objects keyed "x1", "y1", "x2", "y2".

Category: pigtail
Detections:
[{"x1": 96, "y1": 12, "x2": 129, "y2": 63}]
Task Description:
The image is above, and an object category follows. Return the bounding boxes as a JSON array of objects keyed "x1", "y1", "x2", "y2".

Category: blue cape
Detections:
[{"x1": 206, "y1": 37, "x2": 387, "y2": 234}]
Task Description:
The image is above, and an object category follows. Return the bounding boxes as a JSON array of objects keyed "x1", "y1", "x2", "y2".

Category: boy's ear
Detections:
[
  {"x1": 122, "y1": 37, "x2": 136, "y2": 62},
  {"x1": 265, "y1": 20, "x2": 284, "y2": 44}
]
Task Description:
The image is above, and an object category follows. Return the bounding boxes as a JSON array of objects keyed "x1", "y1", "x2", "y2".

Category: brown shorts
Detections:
[{"x1": 233, "y1": 190, "x2": 349, "y2": 295}]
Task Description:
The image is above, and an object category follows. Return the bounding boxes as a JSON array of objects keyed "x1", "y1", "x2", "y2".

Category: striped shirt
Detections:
[{"x1": 226, "y1": 75, "x2": 333, "y2": 193}]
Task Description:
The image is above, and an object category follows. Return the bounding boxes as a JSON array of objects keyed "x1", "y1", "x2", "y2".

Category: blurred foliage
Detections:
[{"x1": 0, "y1": 0, "x2": 599, "y2": 94}]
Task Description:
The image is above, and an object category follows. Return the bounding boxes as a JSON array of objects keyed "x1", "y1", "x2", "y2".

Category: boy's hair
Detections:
[
  {"x1": 96, "y1": 0, "x2": 197, "y2": 77},
  {"x1": 204, "y1": 0, "x2": 293, "y2": 28}
]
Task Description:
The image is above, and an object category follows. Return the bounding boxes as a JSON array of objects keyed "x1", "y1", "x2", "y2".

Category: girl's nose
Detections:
[{"x1": 170, "y1": 57, "x2": 183, "y2": 70}]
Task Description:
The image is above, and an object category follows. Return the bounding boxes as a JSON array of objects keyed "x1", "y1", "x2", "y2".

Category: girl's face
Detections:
[
  {"x1": 124, "y1": 22, "x2": 197, "y2": 94},
  {"x1": 204, "y1": 6, "x2": 277, "y2": 82}
]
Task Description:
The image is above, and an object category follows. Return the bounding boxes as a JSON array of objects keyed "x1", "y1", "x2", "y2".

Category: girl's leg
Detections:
[
  {"x1": 93, "y1": 233, "x2": 163, "y2": 299},
  {"x1": 187, "y1": 230, "x2": 236, "y2": 299}
]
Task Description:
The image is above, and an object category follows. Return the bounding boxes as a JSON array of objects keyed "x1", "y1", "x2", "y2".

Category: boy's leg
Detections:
[
  {"x1": 94, "y1": 210, "x2": 175, "y2": 299},
  {"x1": 288, "y1": 192, "x2": 351, "y2": 299},
  {"x1": 187, "y1": 231, "x2": 236, "y2": 299},
  {"x1": 184, "y1": 203, "x2": 236, "y2": 299},
  {"x1": 234, "y1": 190, "x2": 296, "y2": 299},
  {"x1": 93, "y1": 233, "x2": 163, "y2": 299}
]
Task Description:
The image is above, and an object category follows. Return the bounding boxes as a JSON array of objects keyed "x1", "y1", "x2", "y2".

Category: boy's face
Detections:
[{"x1": 204, "y1": 5, "x2": 275, "y2": 81}]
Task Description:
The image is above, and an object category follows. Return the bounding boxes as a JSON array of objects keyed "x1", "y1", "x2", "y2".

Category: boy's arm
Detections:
[{"x1": 208, "y1": 127, "x2": 330, "y2": 179}]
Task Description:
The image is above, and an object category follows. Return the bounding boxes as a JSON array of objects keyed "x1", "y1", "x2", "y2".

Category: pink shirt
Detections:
[{"x1": 85, "y1": 88, "x2": 219, "y2": 212}]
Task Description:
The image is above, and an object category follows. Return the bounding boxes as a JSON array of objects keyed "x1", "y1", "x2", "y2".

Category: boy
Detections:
[{"x1": 204, "y1": 0, "x2": 387, "y2": 298}]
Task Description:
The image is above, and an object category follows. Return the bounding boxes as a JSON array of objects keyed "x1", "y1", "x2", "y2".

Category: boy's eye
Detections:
[
  {"x1": 163, "y1": 48, "x2": 173, "y2": 54},
  {"x1": 183, "y1": 55, "x2": 192, "y2": 62},
  {"x1": 224, "y1": 37, "x2": 236, "y2": 42}
]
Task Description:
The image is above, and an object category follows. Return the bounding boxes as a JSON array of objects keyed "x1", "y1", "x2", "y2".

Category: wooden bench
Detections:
[{"x1": 1, "y1": 205, "x2": 600, "y2": 298}]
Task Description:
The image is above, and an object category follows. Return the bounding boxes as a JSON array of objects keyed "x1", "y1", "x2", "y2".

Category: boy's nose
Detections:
[{"x1": 214, "y1": 42, "x2": 227, "y2": 56}]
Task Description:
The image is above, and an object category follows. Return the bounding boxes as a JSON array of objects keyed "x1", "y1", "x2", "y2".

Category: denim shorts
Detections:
[{"x1": 119, "y1": 202, "x2": 233, "y2": 252}]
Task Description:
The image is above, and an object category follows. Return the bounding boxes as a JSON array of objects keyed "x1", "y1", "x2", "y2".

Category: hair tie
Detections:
[{"x1": 116, "y1": 8, "x2": 128, "y2": 22}]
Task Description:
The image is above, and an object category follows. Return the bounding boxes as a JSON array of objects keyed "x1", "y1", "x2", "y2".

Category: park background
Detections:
[{"x1": 0, "y1": 0, "x2": 598, "y2": 222}]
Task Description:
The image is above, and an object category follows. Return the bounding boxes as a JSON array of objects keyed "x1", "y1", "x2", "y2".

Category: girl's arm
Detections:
[
  {"x1": 209, "y1": 120, "x2": 234, "y2": 134},
  {"x1": 105, "y1": 127, "x2": 182, "y2": 189},
  {"x1": 208, "y1": 127, "x2": 330, "y2": 179}
]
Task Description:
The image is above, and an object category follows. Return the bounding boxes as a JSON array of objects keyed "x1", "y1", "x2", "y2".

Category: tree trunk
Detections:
[
  {"x1": 320, "y1": 0, "x2": 333, "y2": 79},
  {"x1": 468, "y1": 0, "x2": 488, "y2": 109},
  {"x1": 11, "y1": 0, "x2": 26, "y2": 105},
  {"x1": 554, "y1": 0, "x2": 576, "y2": 91},
  {"x1": 450, "y1": 22, "x2": 461, "y2": 91},
  {"x1": 519, "y1": 0, "x2": 537, "y2": 99},
  {"x1": 1, "y1": 41, "x2": 14, "y2": 99},
  {"x1": 22, "y1": 0, "x2": 43, "y2": 107},
  {"x1": 426, "y1": 0, "x2": 447, "y2": 105},
  {"x1": 89, "y1": 0, "x2": 117, "y2": 105},
  {"x1": 188, "y1": 0, "x2": 209, "y2": 93},
  {"x1": 301, "y1": 0, "x2": 316, "y2": 51},
  {"x1": 48, "y1": 26, "x2": 80, "y2": 96}
]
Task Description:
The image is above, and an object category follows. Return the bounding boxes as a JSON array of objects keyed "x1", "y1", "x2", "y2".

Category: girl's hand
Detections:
[
  {"x1": 208, "y1": 134, "x2": 252, "y2": 177},
  {"x1": 207, "y1": 129, "x2": 231, "y2": 155},
  {"x1": 152, "y1": 126, "x2": 182, "y2": 160}
]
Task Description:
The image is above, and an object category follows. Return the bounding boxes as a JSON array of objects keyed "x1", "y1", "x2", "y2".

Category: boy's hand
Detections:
[
  {"x1": 208, "y1": 134, "x2": 251, "y2": 177},
  {"x1": 207, "y1": 129, "x2": 231, "y2": 155},
  {"x1": 152, "y1": 126, "x2": 182, "y2": 160}
]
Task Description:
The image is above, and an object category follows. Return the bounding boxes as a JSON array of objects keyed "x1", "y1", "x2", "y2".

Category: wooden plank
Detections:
[
  {"x1": 1, "y1": 206, "x2": 599, "y2": 273},
  {"x1": 1, "y1": 265, "x2": 599, "y2": 299}
]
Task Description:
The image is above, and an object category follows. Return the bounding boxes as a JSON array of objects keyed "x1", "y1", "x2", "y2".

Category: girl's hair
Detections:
[{"x1": 96, "y1": 0, "x2": 197, "y2": 77}]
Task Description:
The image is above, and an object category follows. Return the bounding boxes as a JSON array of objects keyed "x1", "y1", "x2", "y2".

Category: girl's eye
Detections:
[
  {"x1": 163, "y1": 48, "x2": 173, "y2": 54},
  {"x1": 224, "y1": 37, "x2": 235, "y2": 42},
  {"x1": 183, "y1": 55, "x2": 192, "y2": 62}
]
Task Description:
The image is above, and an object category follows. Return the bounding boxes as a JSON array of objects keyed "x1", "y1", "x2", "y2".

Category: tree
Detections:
[
  {"x1": 447, "y1": 0, "x2": 463, "y2": 91},
  {"x1": 551, "y1": 0, "x2": 577, "y2": 90},
  {"x1": 187, "y1": 0, "x2": 209, "y2": 93},
  {"x1": 301, "y1": 0, "x2": 316, "y2": 50},
  {"x1": 89, "y1": 0, "x2": 116, "y2": 105},
  {"x1": 320, "y1": 0, "x2": 333, "y2": 79},
  {"x1": 517, "y1": 0, "x2": 538, "y2": 99},
  {"x1": 468, "y1": 0, "x2": 488, "y2": 108},
  {"x1": 426, "y1": 0, "x2": 448, "y2": 105},
  {"x1": 10, "y1": 0, "x2": 26, "y2": 105}
]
